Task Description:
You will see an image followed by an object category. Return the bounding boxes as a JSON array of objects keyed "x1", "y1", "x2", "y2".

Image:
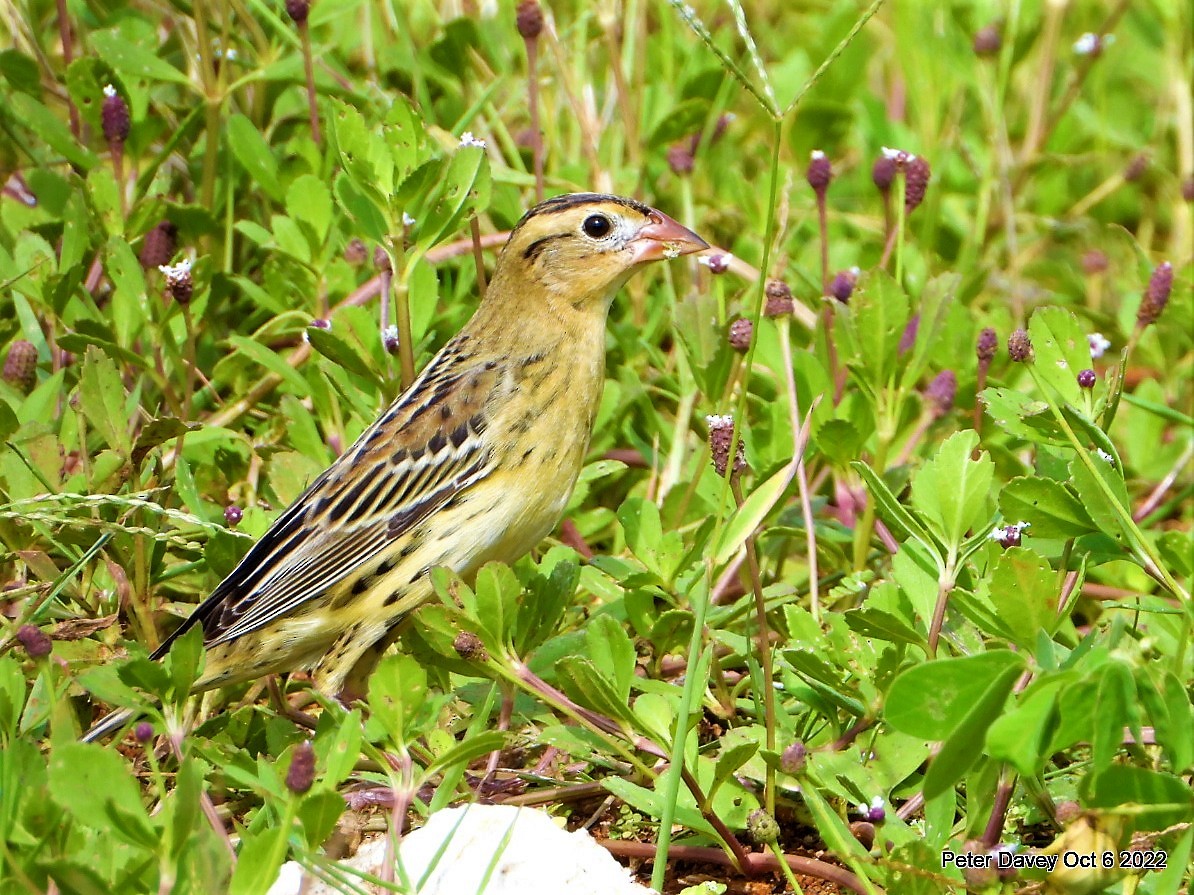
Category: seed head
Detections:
[
  {"x1": 746, "y1": 809, "x2": 780, "y2": 845},
  {"x1": 973, "y1": 24, "x2": 1001, "y2": 56},
  {"x1": 285, "y1": 741, "x2": 316, "y2": 794},
  {"x1": 699, "y1": 253, "x2": 731, "y2": 275},
  {"x1": 285, "y1": 0, "x2": 310, "y2": 25},
  {"x1": 780, "y1": 741, "x2": 807, "y2": 774},
  {"x1": 899, "y1": 314, "x2": 920, "y2": 354},
  {"x1": 872, "y1": 155, "x2": 897, "y2": 193},
  {"x1": 453, "y1": 631, "x2": 487, "y2": 661},
  {"x1": 990, "y1": 521, "x2": 1029, "y2": 549},
  {"x1": 1123, "y1": 153, "x2": 1149, "y2": 182},
  {"x1": 159, "y1": 259, "x2": 193, "y2": 305},
  {"x1": 850, "y1": 821, "x2": 876, "y2": 851},
  {"x1": 374, "y1": 246, "x2": 392, "y2": 273},
  {"x1": 706, "y1": 414, "x2": 747, "y2": 478},
  {"x1": 344, "y1": 238, "x2": 368, "y2": 266},
  {"x1": 516, "y1": 0, "x2": 544, "y2": 41},
  {"x1": 976, "y1": 327, "x2": 998, "y2": 364},
  {"x1": 101, "y1": 85, "x2": 130, "y2": 147},
  {"x1": 666, "y1": 144, "x2": 694, "y2": 176},
  {"x1": 224, "y1": 504, "x2": 243, "y2": 526},
  {"x1": 17, "y1": 625, "x2": 52, "y2": 659},
  {"x1": 904, "y1": 156, "x2": 931, "y2": 213},
  {"x1": 1007, "y1": 328, "x2": 1033, "y2": 362},
  {"x1": 763, "y1": 278, "x2": 795, "y2": 317},
  {"x1": 139, "y1": 221, "x2": 178, "y2": 270},
  {"x1": 3, "y1": 340, "x2": 38, "y2": 391},
  {"x1": 1136, "y1": 261, "x2": 1173, "y2": 327},
  {"x1": 1081, "y1": 250, "x2": 1109, "y2": 275},
  {"x1": 1182, "y1": 177, "x2": 1194, "y2": 202},
  {"x1": 829, "y1": 267, "x2": 858, "y2": 303},
  {"x1": 925, "y1": 370, "x2": 957, "y2": 417},
  {"x1": 1077, "y1": 369, "x2": 1096, "y2": 389},
  {"x1": 134, "y1": 721, "x2": 155, "y2": 743},
  {"x1": 727, "y1": 318, "x2": 752, "y2": 353},
  {"x1": 309, "y1": 318, "x2": 331, "y2": 331},
  {"x1": 806, "y1": 150, "x2": 832, "y2": 196},
  {"x1": 857, "y1": 796, "x2": 886, "y2": 824},
  {"x1": 382, "y1": 325, "x2": 401, "y2": 355}
]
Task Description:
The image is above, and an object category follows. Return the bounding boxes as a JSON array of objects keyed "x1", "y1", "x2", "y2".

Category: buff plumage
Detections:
[{"x1": 83, "y1": 194, "x2": 706, "y2": 741}]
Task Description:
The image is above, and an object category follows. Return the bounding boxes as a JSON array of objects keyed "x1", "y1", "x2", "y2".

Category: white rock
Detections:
[{"x1": 268, "y1": 804, "x2": 655, "y2": 895}]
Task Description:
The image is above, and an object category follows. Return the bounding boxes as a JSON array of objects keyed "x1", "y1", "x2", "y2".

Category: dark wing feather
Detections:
[{"x1": 152, "y1": 347, "x2": 501, "y2": 658}]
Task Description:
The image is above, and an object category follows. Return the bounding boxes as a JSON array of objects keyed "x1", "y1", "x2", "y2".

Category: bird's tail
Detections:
[{"x1": 81, "y1": 706, "x2": 140, "y2": 743}]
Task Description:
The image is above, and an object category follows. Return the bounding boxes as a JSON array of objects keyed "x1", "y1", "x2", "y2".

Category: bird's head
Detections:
[{"x1": 492, "y1": 193, "x2": 709, "y2": 312}]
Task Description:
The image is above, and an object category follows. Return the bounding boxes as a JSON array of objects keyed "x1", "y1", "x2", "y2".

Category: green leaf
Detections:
[
  {"x1": 48, "y1": 743, "x2": 158, "y2": 847},
  {"x1": 227, "y1": 334, "x2": 309, "y2": 395},
  {"x1": 886, "y1": 650, "x2": 1024, "y2": 740},
  {"x1": 1080, "y1": 765, "x2": 1194, "y2": 831},
  {"x1": 844, "y1": 271, "x2": 909, "y2": 389},
  {"x1": 298, "y1": 790, "x2": 345, "y2": 849},
  {"x1": 713, "y1": 463, "x2": 791, "y2": 565},
  {"x1": 367, "y1": 654, "x2": 429, "y2": 747},
  {"x1": 90, "y1": 30, "x2": 192, "y2": 86},
  {"x1": 286, "y1": 174, "x2": 333, "y2": 244},
  {"x1": 585, "y1": 615, "x2": 637, "y2": 704},
  {"x1": 1028, "y1": 306, "x2": 1093, "y2": 408},
  {"x1": 851, "y1": 460, "x2": 942, "y2": 564},
  {"x1": 227, "y1": 113, "x2": 282, "y2": 201},
  {"x1": 980, "y1": 387, "x2": 1066, "y2": 445},
  {"x1": 600, "y1": 777, "x2": 716, "y2": 837},
  {"x1": 229, "y1": 823, "x2": 290, "y2": 895},
  {"x1": 305, "y1": 324, "x2": 381, "y2": 385},
  {"x1": 1068, "y1": 452, "x2": 1131, "y2": 544},
  {"x1": 7, "y1": 92, "x2": 98, "y2": 169},
  {"x1": 411, "y1": 145, "x2": 491, "y2": 256},
  {"x1": 910, "y1": 431, "x2": 993, "y2": 553},
  {"x1": 557, "y1": 656, "x2": 636, "y2": 727},
  {"x1": 987, "y1": 548, "x2": 1058, "y2": 649},
  {"x1": 1091, "y1": 658, "x2": 1137, "y2": 771},
  {"x1": 78, "y1": 346, "x2": 131, "y2": 455},
  {"x1": 998, "y1": 476, "x2": 1098, "y2": 539},
  {"x1": 923, "y1": 656, "x2": 1023, "y2": 798},
  {"x1": 106, "y1": 237, "x2": 148, "y2": 345},
  {"x1": 986, "y1": 675, "x2": 1069, "y2": 776},
  {"x1": 648, "y1": 98, "x2": 709, "y2": 147},
  {"x1": 334, "y1": 171, "x2": 389, "y2": 244},
  {"x1": 814, "y1": 418, "x2": 864, "y2": 466}
]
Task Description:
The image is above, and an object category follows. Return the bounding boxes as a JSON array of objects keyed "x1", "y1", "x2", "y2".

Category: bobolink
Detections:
[{"x1": 84, "y1": 193, "x2": 707, "y2": 741}]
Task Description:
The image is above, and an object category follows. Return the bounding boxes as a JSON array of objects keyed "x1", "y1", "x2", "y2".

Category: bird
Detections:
[{"x1": 83, "y1": 193, "x2": 708, "y2": 741}]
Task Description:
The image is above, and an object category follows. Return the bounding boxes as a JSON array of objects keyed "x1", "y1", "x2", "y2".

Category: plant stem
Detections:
[{"x1": 732, "y1": 476, "x2": 777, "y2": 814}]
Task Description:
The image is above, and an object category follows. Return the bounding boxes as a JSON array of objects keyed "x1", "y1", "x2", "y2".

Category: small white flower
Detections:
[
  {"x1": 1087, "y1": 332, "x2": 1111, "y2": 358},
  {"x1": 382, "y1": 324, "x2": 399, "y2": 341},
  {"x1": 811, "y1": 149, "x2": 826, "y2": 160},
  {"x1": 849, "y1": 265, "x2": 861, "y2": 276},
  {"x1": 990, "y1": 521, "x2": 1030, "y2": 542},
  {"x1": 458, "y1": 132, "x2": 487, "y2": 149},
  {"x1": 882, "y1": 146, "x2": 916, "y2": 162},
  {"x1": 103, "y1": 84, "x2": 117, "y2": 98},
  {"x1": 697, "y1": 253, "x2": 733, "y2": 268},
  {"x1": 158, "y1": 258, "x2": 192, "y2": 278},
  {"x1": 1073, "y1": 33, "x2": 1112, "y2": 55},
  {"x1": 1096, "y1": 449, "x2": 1114, "y2": 464},
  {"x1": 402, "y1": 212, "x2": 416, "y2": 227},
  {"x1": 706, "y1": 414, "x2": 734, "y2": 428}
]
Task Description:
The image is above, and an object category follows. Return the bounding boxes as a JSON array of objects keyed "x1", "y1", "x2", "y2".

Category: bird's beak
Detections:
[{"x1": 627, "y1": 209, "x2": 709, "y2": 264}]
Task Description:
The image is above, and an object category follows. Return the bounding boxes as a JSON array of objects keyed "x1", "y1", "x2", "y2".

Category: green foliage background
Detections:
[{"x1": 0, "y1": 0, "x2": 1191, "y2": 893}]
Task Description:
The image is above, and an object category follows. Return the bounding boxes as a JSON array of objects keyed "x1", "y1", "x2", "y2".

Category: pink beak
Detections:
[{"x1": 627, "y1": 208, "x2": 709, "y2": 264}]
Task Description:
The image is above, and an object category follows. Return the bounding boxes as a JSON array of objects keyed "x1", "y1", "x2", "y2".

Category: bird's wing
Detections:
[{"x1": 153, "y1": 348, "x2": 504, "y2": 655}]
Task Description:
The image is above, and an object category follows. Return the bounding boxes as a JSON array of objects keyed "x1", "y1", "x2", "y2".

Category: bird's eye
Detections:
[{"x1": 582, "y1": 213, "x2": 612, "y2": 239}]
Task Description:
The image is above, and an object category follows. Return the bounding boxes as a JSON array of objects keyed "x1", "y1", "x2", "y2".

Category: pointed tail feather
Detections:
[{"x1": 81, "y1": 706, "x2": 140, "y2": 743}]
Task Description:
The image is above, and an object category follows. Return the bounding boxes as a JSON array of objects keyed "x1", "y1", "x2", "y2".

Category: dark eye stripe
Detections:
[{"x1": 521, "y1": 233, "x2": 572, "y2": 262}]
